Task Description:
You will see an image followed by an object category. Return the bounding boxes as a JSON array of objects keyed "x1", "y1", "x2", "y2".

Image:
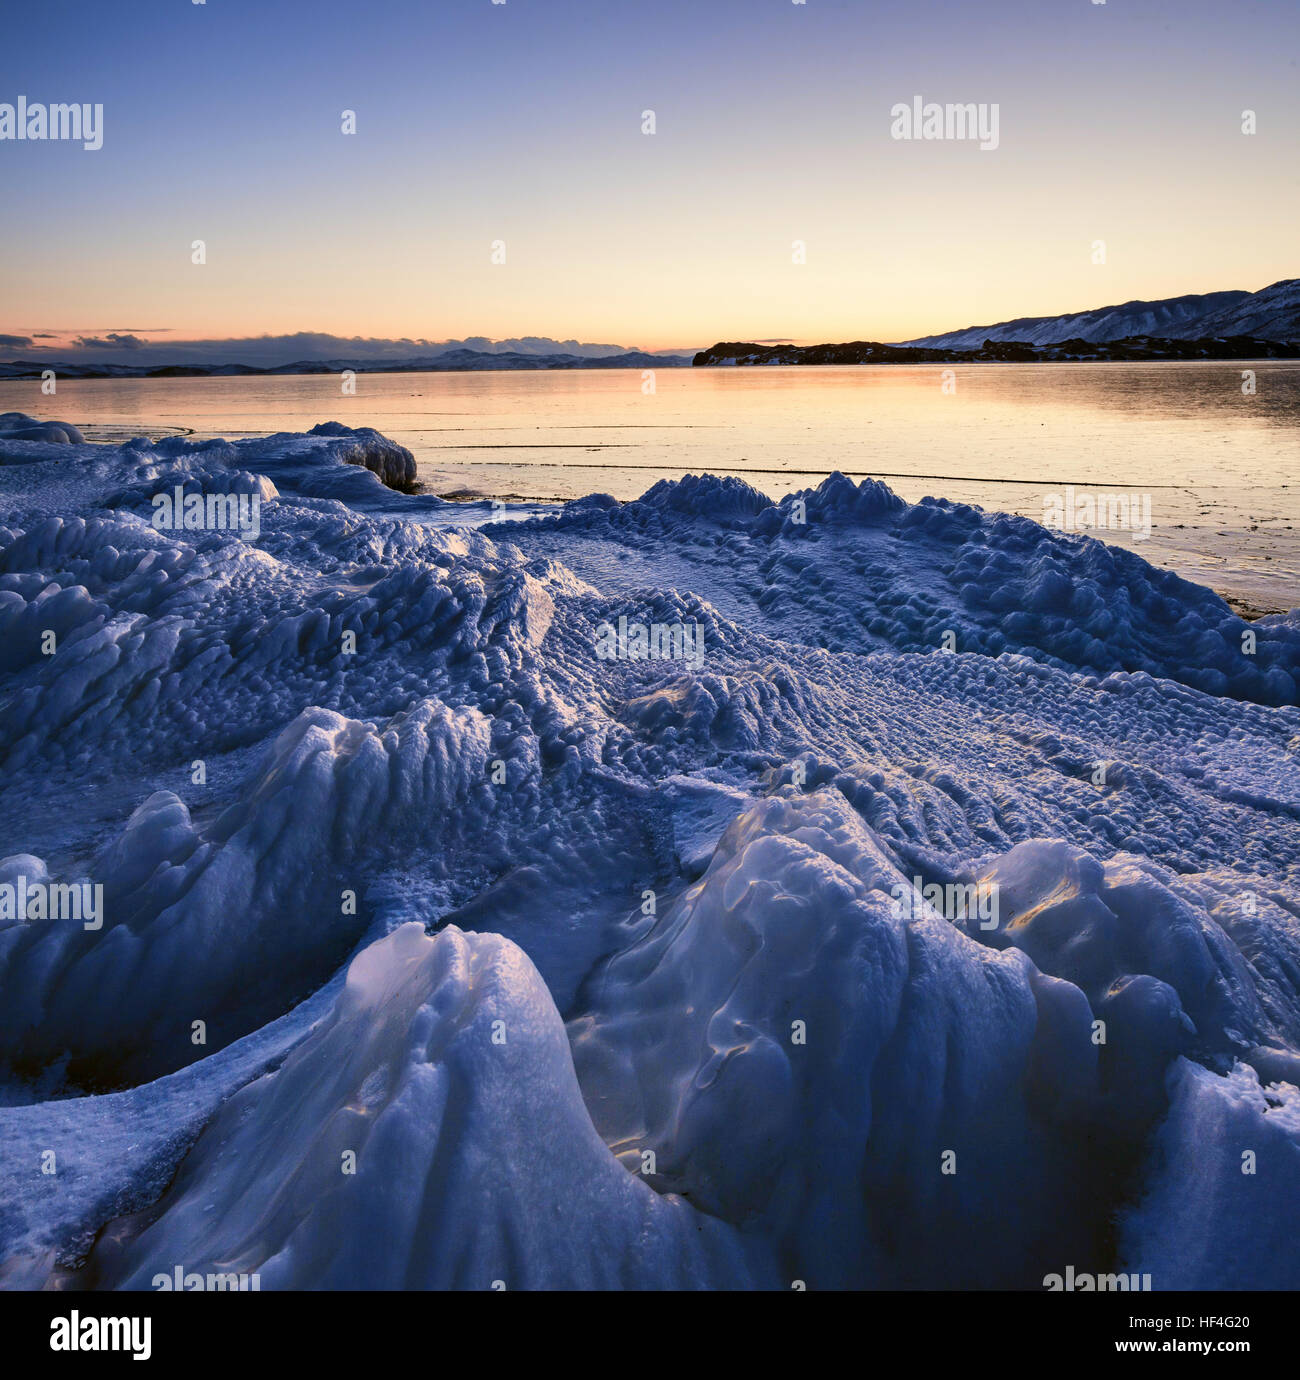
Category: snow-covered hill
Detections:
[
  {"x1": 902, "y1": 279, "x2": 1300, "y2": 349},
  {"x1": 1184, "y1": 278, "x2": 1300, "y2": 342}
]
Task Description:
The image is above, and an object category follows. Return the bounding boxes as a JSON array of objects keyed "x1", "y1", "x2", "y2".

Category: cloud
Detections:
[
  {"x1": 10, "y1": 331, "x2": 687, "y2": 368},
  {"x1": 0, "y1": 334, "x2": 33, "y2": 349},
  {"x1": 74, "y1": 333, "x2": 148, "y2": 350}
]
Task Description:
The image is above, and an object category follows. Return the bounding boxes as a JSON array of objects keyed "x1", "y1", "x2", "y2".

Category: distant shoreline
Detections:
[
  {"x1": 0, "y1": 348, "x2": 690, "y2": 382},
  {"x1": 693, "y1": 336, "x2": 1300, "y2": 367},
  {"x1": 4, "y1": 346, "x2": 1300, "y2": 382}
]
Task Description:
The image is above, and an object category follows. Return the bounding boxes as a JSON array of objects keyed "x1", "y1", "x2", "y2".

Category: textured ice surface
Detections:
[{"x1": 0, "y1": 423, "x2": 1297, "y2": 1289}]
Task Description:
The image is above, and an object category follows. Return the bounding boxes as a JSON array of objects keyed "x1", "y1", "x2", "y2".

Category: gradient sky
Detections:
[{"x1": 2, "y1": 0, "x2": 1297, "y2": 357}]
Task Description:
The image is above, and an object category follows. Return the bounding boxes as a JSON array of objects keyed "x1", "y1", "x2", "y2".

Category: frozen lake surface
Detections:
[{"x1": 1, "y1": 360, "x2": 1296, "y2": 612}]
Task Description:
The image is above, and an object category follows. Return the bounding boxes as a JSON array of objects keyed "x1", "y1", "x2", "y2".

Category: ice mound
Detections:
[
  {"x1": 637, "y1": 472, "x2": 772, "y2": 522},
  {"x1": 571, "y1": 789, "x2": 1109, "y2": 1288},
  {"x1": 0, "y1": 420, "x2": 1297, "y2": 1289},
  {"x1": 508, "y1": 472, "x2": 1299, "y2": 706},
  {"x1": 302, "y1": 422, "x2": 418, "y2": 490},
  {"x1": 83, "y1": 923, "x2": 769, "y2": 1290},
  {"x1": 0, "y1": 698, "x2": 493, "y2": 1084},
  {"x1": 753, "y1": 470, "x2": 906, "y2": 531},
  {"x1": 105, "y1": 468, "x2": 279, "y2": 514},
  {"x1": 568, "y1": 792, "x2": 1300, "y2": 1288},
  {"x1": 0, "y1": 509, "x2": 554, "y2": 774},
  {"x1": 0, "y1": 412, "x2": 84, "y2": 445},
  {"x1": 954, "y1": 839, "x2": 1300, "y2": 1145},
  {"x1": 971, "y1": 841, "x2": 1281, "y2": 1056},
  {"x1": 0, "y1": 419, "x2": 419, "y2": 512},
  {"x1": 1120, "y1": 1060, "x2": 1300, "y2": 1288}
]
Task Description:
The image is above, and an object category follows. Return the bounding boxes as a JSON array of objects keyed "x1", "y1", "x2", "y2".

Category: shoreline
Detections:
[
  {"x1": 7, "y1": 370, "x2": 1295, "y2": 617},
  {"x1": 5, "y1": 350, "x2": 1300, "y2": 384}
]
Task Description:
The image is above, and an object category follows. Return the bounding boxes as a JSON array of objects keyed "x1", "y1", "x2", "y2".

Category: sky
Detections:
[{"x1": 1, "y1": 0, "x2": 1297, "y2": 362}]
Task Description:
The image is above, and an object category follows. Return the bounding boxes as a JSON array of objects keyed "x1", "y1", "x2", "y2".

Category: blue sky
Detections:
[{"x1": 2, "y1": 0, "x2": 1297, "y2": 358}]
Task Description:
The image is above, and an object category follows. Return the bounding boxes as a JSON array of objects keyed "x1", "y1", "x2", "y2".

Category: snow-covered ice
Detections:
[{"x1": 0, "y1": 412, "x2": 1297, "y2": 1289}]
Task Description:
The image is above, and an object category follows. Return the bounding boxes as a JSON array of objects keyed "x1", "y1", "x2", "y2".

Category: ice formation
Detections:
[{"x1": 0, "y1": 417, "x2": 1297, "y2": 1289}]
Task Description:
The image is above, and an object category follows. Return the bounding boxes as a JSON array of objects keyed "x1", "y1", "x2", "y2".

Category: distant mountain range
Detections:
[
  {"x1": 6, "y1": 280, "x2": 1296, "y2": 380},
  {"x1": 898, "y1": 278, "x2": 1300, "y2": 349},
  {"x1": 0, "y1": 348, "x2": 689, "y2": 381}
]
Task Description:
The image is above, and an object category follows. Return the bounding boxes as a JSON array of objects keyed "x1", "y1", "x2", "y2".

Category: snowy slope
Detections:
[
  {"x1": 0, "y1": 417, "x2": 1298, "y2": 1289},
  {"x1": 902, "y1": 281, "x2": 1299, "y2": 349},
  {"x1": 1185, "y1": 278, "x2": 1300, "y2": 342}
]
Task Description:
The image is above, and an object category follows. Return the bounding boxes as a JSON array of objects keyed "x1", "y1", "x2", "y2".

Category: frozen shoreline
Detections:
[
  {"x1": 6, "y1": 357, "x2": 1298, "y2": 615},
  {"x1": 1, "y1": 415, "x2": 1299, "y2": 1290}
]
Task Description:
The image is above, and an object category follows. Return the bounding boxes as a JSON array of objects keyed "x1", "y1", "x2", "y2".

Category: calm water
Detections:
[{"x1": 3, "y1": 362, "x2": 1298, "y2": 610}]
